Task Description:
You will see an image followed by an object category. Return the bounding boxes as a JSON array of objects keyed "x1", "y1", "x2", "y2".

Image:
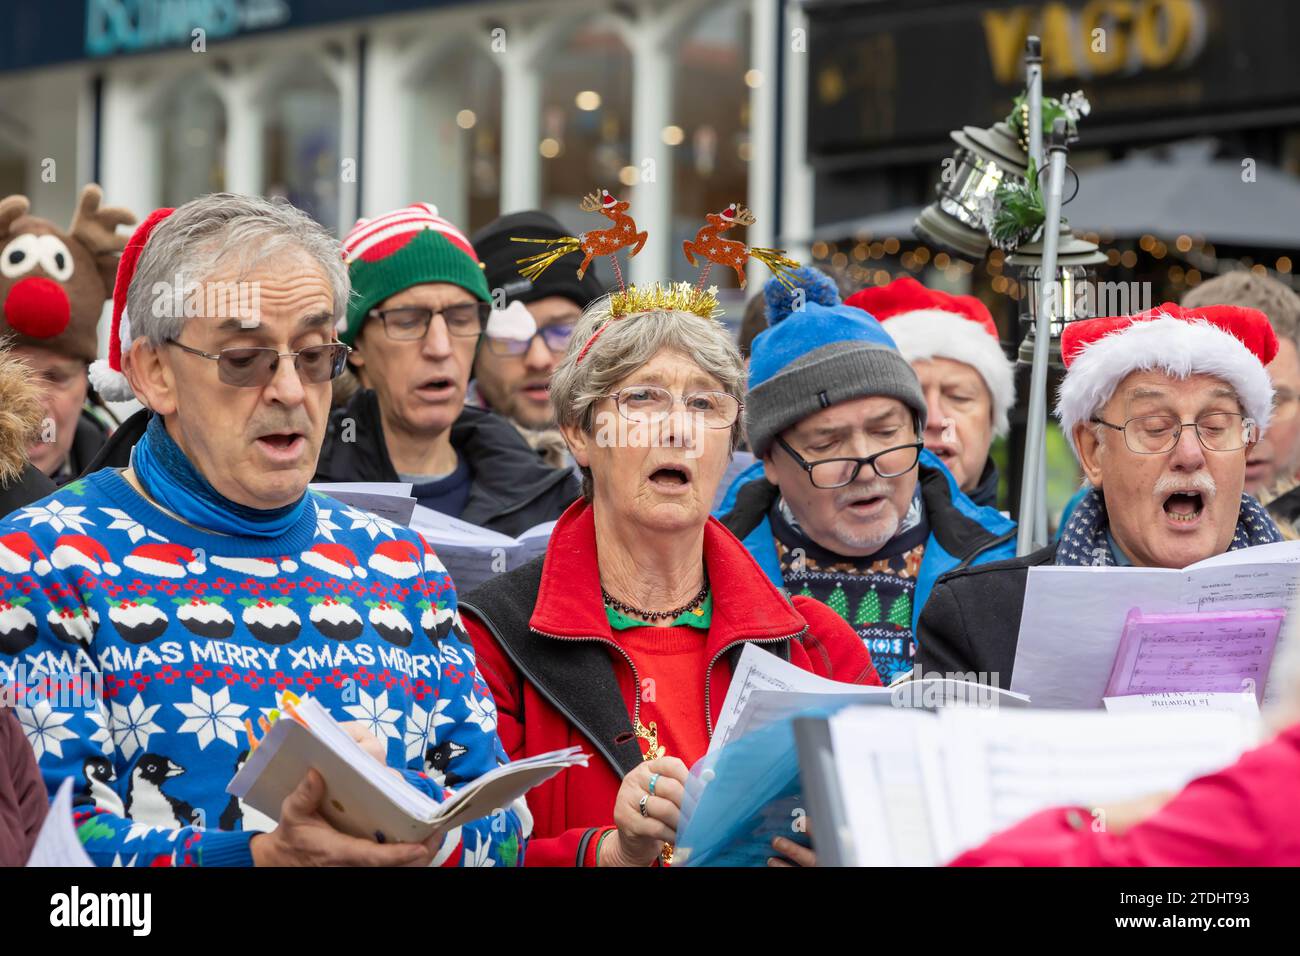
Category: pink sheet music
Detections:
[{"x1": 1105, "y1": 607, "x2": 1285, "y2": 703}]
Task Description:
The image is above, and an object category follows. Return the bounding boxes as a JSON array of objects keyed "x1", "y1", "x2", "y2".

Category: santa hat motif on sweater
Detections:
[
  {"x1": 299, "y1": 542, "x2": 367, "y2": 580},
  {"x1": 0, "y1": 531, "x2": 52, "y2": 575},
  {"x1": 416, "y1": 533, "x2": 447, "y2": 576},
  {"x1": 122, "y1": 543, "x2": 206, "y2": 578},
  {"x1": 50, "y1": 534, "x2": 120, "y2": 576},
  {"x1": 87, "y1": 206, "x2": 176, "y2": 402},
  {"x1": 367, "y1": 539, "x2": 422, "y2": 579},
  {"x1": 1055, "y1": 302, "x2": 1278, "y2": 456},
  {"x1": 209, "y1": 555, "x2": 295, "y2": 578},
  {"x1": 845, "y1": 277, "x2": 1016, "y2": 438}
]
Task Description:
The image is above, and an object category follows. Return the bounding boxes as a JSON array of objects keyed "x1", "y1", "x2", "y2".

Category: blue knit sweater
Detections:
[{"x1": 0, "y1": 469, "x2": 524, "y2": 867}]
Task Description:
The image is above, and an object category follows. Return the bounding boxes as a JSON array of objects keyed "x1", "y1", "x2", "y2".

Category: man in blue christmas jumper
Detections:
[{"x1": 0, "y1": 192, "x2": 526, "y2": 867}]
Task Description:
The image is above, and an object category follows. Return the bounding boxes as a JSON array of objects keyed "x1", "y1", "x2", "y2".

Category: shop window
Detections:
[
  {"x1": 159, "y1": 75, "x2": 227, "y2": 207},
  {"x1": 263, "y1": 64, "x2": 340, "y2": 230},
  {"x1": 407, "y1": 44, "x2": 502, "y2": 234}
]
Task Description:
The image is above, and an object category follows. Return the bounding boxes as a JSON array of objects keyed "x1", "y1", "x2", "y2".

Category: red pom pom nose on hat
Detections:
[{"x1": 4, "y1": 276, "x2": 71, "y2": 339}]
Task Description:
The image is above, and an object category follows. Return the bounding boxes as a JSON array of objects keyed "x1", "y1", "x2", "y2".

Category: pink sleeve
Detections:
[{"x1": 949, "y1": 722, "x2": 1300, "y2": 867}]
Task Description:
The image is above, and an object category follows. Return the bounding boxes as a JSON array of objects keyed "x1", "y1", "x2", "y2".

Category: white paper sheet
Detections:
[
  {"x1": 1103, "y1": 691, "x2": 1262, "y2": 718},
  {"x1": 1012, "y1": 545, "x2": 1300, "y2": 708},
  {"x1": 27, "y1": 777, "x2": 93, "y2": 867}
]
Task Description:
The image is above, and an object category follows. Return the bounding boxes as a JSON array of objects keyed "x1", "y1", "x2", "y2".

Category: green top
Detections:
[{"x1": 604, "y1": 592, "x2": 713, "y2": 630}]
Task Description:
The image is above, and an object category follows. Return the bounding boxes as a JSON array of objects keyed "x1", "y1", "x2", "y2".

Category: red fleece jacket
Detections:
[{"x1": 464, "y1": 499, "x2": 880, "y2": 867}]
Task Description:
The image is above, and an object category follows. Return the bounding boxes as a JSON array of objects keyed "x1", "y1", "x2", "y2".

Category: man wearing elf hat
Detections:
[
  {"x1": 716, "y1": 270, "x2": 1017, "y2": 684},
  {"x1": 0, "y1": 192, "x2": 525, "y2": 867},
  {"x1": 315, "y1": 202, "x2": 577, "y2": 532},
  {"x1": 845, "y1": 277, "x2": 1015, "y2": 508},
  {"x1": 467, "y1": 210, "x2": 605, "y2": 470},
  {"x1": 918, "y1": 303, "x2": 1283, "y2": 687}
]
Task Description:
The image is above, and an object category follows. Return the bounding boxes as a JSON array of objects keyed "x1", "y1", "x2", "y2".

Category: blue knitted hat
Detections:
[{"x1": 745, "y1": 298, "x2": 927, "y2": 458}]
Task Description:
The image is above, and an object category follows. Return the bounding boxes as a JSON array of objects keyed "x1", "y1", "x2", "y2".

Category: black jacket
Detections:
[
  {"x1": 914, "y1": 541, "x2": 1059, "y2": 688},
  {"x1": 966, "y1": 458, "x2": 1000, "y2": 510},
  {"x1": 0, "y1": 463, "x2": 55, "y2": 519},
  {"x1": 61, "y1": 410, "x2": 112, "y2": 485},
  {"x1": 81, "y1": 407, "x2": 147, "y2": 476},
  {"x1": 315, "y1": 389, "x2": 578, "y2": 537}
]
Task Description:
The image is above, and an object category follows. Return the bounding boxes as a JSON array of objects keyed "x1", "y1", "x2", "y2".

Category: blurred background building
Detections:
[{"x1": 3, "y1": 0, "x2": 1299, "y2": 518}]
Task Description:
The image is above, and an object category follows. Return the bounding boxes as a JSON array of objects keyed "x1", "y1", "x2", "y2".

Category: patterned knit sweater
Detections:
[{"x1": 0, "y1": 469, "x2": 524, "y2": 867}]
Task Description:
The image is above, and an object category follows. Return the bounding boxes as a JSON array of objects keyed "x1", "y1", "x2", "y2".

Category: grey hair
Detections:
[
  {"x1": 126, "y1": 192, "x2": 349, "y2": 344},
  {"x1": 550, "y1": 298, "x2": 746, "y2": 500}
]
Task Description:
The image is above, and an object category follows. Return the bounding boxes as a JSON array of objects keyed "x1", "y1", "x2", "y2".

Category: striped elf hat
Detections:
[{"x1": 340, "y1": 203, "x2": 490, "y2": 345}]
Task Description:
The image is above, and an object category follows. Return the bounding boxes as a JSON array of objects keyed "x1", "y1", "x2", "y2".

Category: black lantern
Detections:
[
  {"x1": 914, "y1": 121, "x2": 1028, "y2": 261},
  {"x1": 1009, "y1": 223, "x2": 1106, "y2": 368}
]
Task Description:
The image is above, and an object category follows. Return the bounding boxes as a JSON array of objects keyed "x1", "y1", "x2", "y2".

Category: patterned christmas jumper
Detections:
[{"x1": 0, "y1": 468, "x2": 525, "y2": 867}]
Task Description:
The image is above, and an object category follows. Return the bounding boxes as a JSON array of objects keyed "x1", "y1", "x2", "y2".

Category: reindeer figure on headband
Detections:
[
  {"x1": 514, "y1": 188, "x2": 646, "y2": 288},
  {"x1": 682, "y1": 202, "x2": 799, "y2": 291}
]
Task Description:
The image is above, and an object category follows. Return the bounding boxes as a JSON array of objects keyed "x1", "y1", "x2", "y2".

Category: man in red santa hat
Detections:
[
  {"x1": 917, "y1": 303, "x2": 1282, "y2": 687},
  {"x1": 845, "y1": 277, "x2": 1015, "y2": 508}
]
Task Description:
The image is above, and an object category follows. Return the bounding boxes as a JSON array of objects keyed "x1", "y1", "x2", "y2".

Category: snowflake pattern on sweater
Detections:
[{"x1": 0, "y1": 469, "x2": 524, "y2": 867}]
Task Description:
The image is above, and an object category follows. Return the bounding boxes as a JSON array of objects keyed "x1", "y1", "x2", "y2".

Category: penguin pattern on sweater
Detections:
[{"x1": 0, "y1": 469, "x2": 524, "y2": 867}]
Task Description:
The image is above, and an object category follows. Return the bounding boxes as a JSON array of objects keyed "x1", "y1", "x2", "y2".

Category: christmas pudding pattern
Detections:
[{"x1": 0, "y1": 478, "x2": 521, "y2": 868}]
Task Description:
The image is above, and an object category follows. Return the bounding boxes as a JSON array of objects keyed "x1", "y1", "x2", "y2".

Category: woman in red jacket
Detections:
[{"x1": 460, "y1": 296, "x2": 880, "y2": 867}]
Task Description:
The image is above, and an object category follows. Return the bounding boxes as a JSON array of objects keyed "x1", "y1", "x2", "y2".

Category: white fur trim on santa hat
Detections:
[
  {"x1": 1055, "y1": 315, "x2": 1275, "y2": 457},
  {"x1": 88, "y1": 359, "x2": 135, "y2": 402},
  {"x1": 88, "y1": 306, "x2": 137, "y2": 402},
  {"x1": 884, "y1": 309, "x2": 1016, "y2": 437}
]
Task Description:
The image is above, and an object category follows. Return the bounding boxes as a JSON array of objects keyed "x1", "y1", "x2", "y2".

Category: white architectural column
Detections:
[
  {"x1": 746, "y1": 0, "x2": 780, "y2": 289},
  {"x1": 615, "y1": 0, "x2": 707, "y2": 286},
  {"x1": 361, "y1": 31, "x2": 417, "y2": 218},
  {"x1": 780, "y1": 0, "x2": 815, "y2": 263},
  {"x1": 99, "y1": 71, "x2": 164, "y2": 222},
  {"x1": 490, "y1": 16, "x2": 575, "y2": 215},
  {"x1": 312, "y1": 45, "x2": 361, "y2": 234},
  {"x1": 216, "y1": 63, "x2": 270, "y2": 199}
]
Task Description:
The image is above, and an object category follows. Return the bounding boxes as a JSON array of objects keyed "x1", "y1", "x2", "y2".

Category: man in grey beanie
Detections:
[{"x1": 714, "y1": 282, "x2": 1017, "y2": 684}]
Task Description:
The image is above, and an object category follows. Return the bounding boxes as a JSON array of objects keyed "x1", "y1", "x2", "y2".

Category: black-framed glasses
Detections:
[
  {"x1": 1091, "y1": 413, "x2": 1258, "y2": 455},
  {"x1": 604, "y1": 385, "x2": 743, "y2": 429},
  {"x1": 484, "y1": 321, "x2": 578, "y2": 357},
  {"x1": 367, "y1": 303, "x2": 490, "y2": 340},
  {"x1": 167, "y1": 339, "x2": 350, "y2": 388},
  {"x1": 777, "y1": 436, "x2": 923, "y2": 488}
]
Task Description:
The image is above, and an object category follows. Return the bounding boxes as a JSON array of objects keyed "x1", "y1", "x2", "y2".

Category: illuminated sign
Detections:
[
  {"x1": 84, "y1": 0, "x2": 292, "y2": 57},
  {"x1": 982, "y1": 0, "x2": 1207, "y2": 84}
]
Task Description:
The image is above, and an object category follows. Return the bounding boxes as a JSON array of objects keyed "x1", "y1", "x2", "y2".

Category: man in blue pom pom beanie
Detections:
[{"x1": 716, "y1": 271, "x2": 1017, "y2": 684}]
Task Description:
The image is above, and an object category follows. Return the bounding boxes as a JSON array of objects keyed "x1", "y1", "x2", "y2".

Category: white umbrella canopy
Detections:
[
  {"x1": 805, "y1": 141, "x2": 1300, "y2": 250},
  {"x1": 1064, "y1": 140, "x2": 1300, "y2": 248}
]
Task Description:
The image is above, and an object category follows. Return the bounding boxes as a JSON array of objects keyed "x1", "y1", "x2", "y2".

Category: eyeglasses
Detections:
[
  {"x1": 484, "y1": 322, "x2": 577, "y2": 357},
  {"x1": 1091, "y1": 413, "x2": 1259, "y2": 454},
  {"x1": 367, "y1": 303, "x2": 490, "y2": 340},
  {"x1": 604, "y1": 385, "x2": 743, "y2": 429},
  {"x1": 777, "y1": 436, "x2": 923, "y2": 488},
  {"x1": 167, "y1": 339, "x2": 350, "y2": 388}
]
